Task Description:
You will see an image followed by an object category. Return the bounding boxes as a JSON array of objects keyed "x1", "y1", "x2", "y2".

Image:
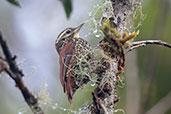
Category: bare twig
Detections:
[
  {"x1": 0, "y1": 33, "x2": 24, "y2": 78},
  {"x1": 127, "y1": 40, "x2": 171, "y2": 53},
  {"x1": 0, "y1": 31, "x2": 44, "y2": 114}
]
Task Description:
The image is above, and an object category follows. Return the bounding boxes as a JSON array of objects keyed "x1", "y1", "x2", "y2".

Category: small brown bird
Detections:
[{"x1": 55, "y1": 24, "x2": 92, "y2": 103}]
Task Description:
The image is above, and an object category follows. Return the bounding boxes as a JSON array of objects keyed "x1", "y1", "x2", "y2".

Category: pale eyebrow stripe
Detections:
[
  {"x1": 56, "y1": 30, "x2": 66, "y2": 44},
  {"x1": 56, "y1": 28, "x2": 72, "y2": 44},
  {"x1": 58, "y1": 32, "x2": 65, "y2": 39}
]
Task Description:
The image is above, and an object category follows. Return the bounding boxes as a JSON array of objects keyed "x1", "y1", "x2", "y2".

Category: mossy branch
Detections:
[{"x1": 0, "y1": 31, "x2": 44, "y2": 114}]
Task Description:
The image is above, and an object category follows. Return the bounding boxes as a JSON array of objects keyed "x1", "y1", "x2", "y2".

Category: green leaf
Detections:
[
  {"x1": 7, "y1": 0, "x2": 21, "y2": 7},
  {"x1": 61, "y1": 0, "x2": 72, "y2": 19}
]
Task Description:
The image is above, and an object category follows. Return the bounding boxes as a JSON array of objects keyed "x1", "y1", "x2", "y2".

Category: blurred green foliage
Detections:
[
  {"x1": 137, "y1": 0, "x2": 171, "y2": 113},
  {"x1": 6, "y1": 0, "x2": 73, "y2": 18},
  {"x1": 60, "y1": 0, "x2": 72, "y2": 19},
  {"x1": 118, "y1": 0, "x2": 171, "y2": 114},
  {"x1": 6, "y1": 0, "x2": 20, "y2": 7}
]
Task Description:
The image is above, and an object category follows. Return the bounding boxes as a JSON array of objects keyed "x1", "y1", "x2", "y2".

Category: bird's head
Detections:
[{"x1": 55, "y1": 23, "x2": 84, "y2": 53}]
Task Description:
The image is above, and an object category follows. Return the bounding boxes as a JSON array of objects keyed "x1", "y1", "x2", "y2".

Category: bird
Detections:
[{"x1": 55, "y1": 23, "x2": 93, "y2": 103}]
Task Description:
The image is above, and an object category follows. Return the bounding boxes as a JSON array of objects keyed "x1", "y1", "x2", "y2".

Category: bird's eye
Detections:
[
  {"x1": 61, "y1": 38, "x2": 65, "y2": 41},
  {"x1": 66, "y1": 30, "x2": 71, "y2": 34}
]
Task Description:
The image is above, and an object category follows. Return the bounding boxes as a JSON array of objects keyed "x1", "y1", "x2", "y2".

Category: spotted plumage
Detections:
[{"x1": 55, "y1": 24, "x2": 92, "y2": 103}]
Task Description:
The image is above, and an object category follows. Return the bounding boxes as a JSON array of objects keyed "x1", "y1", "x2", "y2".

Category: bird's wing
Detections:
[{"x1": 59, "y1": 41, "x2": 75, "y2": 102}]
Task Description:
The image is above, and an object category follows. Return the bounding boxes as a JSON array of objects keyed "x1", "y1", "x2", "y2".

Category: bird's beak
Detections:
[
  {"x1": 74, "y1": 23, "x2": 84, "y2": 33},
  {"x1": 73, "y1": 23, "x2": 84, "y2": 38}
]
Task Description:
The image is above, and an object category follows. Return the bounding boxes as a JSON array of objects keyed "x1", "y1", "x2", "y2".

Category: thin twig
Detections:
[
  {"x1": 127, "y1": 40, "x2": 171, "y2": 53},
  {"x1": 0, "y1": 31, "x2": 44, "y2": 114},
  {"x1": 0, "y1": 32, "x2": 24, "y2": 77}
]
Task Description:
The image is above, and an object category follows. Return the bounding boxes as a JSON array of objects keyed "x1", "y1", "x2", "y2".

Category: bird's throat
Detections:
[{"x1": 74, "y1": 33, "x2": 79, "y2": 38}]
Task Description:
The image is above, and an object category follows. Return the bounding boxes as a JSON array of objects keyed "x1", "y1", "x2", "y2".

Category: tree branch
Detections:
[
  {"x1": 87, "y1": 0, "x2": 136, "y2": 113},
  {"x1": 88, "y1": 0, "x2": 171, "y2": 113},
  {"x1": 0, "y1": 31, "x2": 44, "y2": 114},
  {"x1": 127, "y1": 40, "x2": 171, "y2": 53}
]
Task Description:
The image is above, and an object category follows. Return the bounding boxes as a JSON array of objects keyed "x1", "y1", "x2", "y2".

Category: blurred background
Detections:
[{"x1": 0, "y1": 0, "x2": 171, "y2": 114}]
